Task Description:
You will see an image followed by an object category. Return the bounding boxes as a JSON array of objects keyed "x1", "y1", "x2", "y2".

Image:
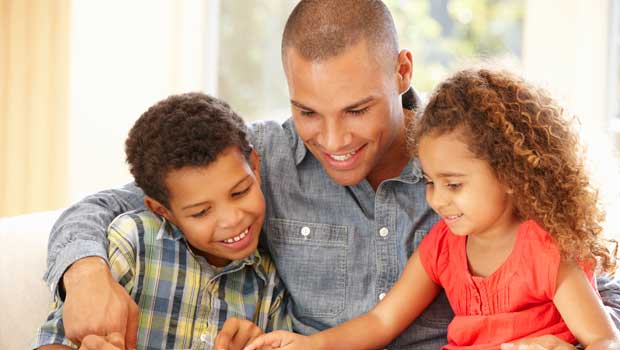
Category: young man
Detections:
[
  {"x1": 43, "y1": 1, "x2": 620, "y2": 349},
  {"x1": 34, "y1": 93, "x2": 290, "y2": 349}
]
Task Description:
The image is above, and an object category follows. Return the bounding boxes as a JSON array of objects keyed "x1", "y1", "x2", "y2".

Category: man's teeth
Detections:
[
  {"x1": 446, "y1": 214, "x2": 463, "y2": 219},
  {"x1": 329, "y1": 150, "x2": 357, "y2": 161},
  {"x1": 223, "y1": 228, "x2": 249, "y2": 243}
]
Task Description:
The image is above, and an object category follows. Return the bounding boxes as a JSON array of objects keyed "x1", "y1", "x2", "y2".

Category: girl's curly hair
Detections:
[{"x1": 408, "y1": 68, "x2": 617, "y2": 273}]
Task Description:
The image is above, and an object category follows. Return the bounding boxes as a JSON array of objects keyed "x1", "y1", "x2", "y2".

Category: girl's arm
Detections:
[
  {"x1": 553, "y1": 260, "x2": 620, "y2": 350},
  {"x1": 244, "y1": 249, "x2": 441, "y2": 350}
]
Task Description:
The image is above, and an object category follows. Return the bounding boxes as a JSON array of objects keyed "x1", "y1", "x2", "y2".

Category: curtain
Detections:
[{"x1": 0, "y1": 0, "x2": 71, "y2": 216}]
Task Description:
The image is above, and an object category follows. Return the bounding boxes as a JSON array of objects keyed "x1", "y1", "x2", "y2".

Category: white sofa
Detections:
[{"x1": 0, "y1": 210, "x2": 62, "y2": 349}]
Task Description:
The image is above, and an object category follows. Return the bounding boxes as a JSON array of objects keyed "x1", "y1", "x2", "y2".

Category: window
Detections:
[
  {"x1": 609, "y1": 0, "x2": 620, "y2": 150},
  {"x1": 217, "y1": 0, "x2": 523, "y2": 122}
]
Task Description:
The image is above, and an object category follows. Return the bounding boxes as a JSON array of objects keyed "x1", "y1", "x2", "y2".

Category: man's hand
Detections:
[
  {"x1": 62, "y1": 257, "x2": 139, "y2": 350},
  {"x1": 501, "y1": 335, "x2": 576, "y2": 350},
  {"x1": 77, "y1": 332, "x2": 124, "y2": 350},
  {"x1": 214, "y1": 317, "x2": 264, "y2": 350}
]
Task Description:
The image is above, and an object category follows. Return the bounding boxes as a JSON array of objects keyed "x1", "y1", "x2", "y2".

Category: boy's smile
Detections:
[{"x1": 147, "y1": 146, "x2": 265, "y2": 267}]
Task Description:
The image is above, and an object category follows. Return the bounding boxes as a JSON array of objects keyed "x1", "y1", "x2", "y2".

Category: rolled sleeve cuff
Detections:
[{"x1": 44, "y1": 240, "x2": 110, "y2": 299}]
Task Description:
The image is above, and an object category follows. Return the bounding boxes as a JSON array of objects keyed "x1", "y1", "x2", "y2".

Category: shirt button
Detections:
[
  {"x1": 200, "y1": 333, "x2": 208, "y2": 342},
  {"x1": 379, "y1": 292, "x2": 386, "y2": 300},
  {"x1": 301, "y1": 226, "x2": 311, "y2": 237},
  {"x1": 379, "y1": 227, "x2": 389, "y2": 237}
]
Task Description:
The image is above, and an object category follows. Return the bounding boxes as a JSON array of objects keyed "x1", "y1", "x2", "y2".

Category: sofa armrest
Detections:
[{"x1": 0, "y1": 210, "x2": 62, "y2": 350}]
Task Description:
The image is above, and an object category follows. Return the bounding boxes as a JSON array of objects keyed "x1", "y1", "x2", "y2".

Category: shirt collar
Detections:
[
  {"x1": 208, "y1": 250, "x2": 267, "y2": 282},
  {"x1": 156, "y1": 216, "x2": 184, "y2": 241}
]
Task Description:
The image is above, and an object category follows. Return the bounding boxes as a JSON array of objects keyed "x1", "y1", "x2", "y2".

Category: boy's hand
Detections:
[
  {"x1": 62, "y1": 257, "x2": 139, "y2": 350},
  {"x1": 501, "y1": 335, "x2": 576, "y2": 350},
  {"x1": 214, "y1": 317, "x2": 264, "y2": 350},
  {"x1": 242, "y1": 330, "x2": 317, "y2": 350}
]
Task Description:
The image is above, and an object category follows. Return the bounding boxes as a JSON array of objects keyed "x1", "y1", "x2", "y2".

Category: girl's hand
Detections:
[
  {"x1": 501, "y1": 335, "x2": 576, "y2": 350},
  {"x1": 243, "y1": 330, "x2": 318, "y2": 350},
  {"x1": 585, "y1": 339, "x2": 620, "y2": 350}
]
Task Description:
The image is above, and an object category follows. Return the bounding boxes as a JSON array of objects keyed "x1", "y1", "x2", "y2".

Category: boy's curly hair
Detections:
[
  {"x1": 408, "y1": 68, "x2": 617, "y2": 273},
  {"x1": 125, "y1": 92, "x2": 252, "y2": 208}
]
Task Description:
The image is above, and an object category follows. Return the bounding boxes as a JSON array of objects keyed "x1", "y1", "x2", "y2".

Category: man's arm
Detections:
[
  {"x1": 43, "y1": 182, "x2": 144, "y2": 349},
  {"x1": 44, "y1": 182, "x2": 144, "y2": 295},
  {"x1": 597, "y1": 274, "x2": 620, "y2": 328}
]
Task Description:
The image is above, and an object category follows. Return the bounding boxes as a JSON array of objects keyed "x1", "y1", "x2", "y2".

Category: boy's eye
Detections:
[
  {"x1": 191, "y1": 208, "x2": 209, "y2": 218},
  {"x1": 347, "y1": 106, "x2": 369, "y2": 116},
  {"x1": 232, "y1": 185, "x2": 252, "y2": 197},
  {"x1": 447, "y1": 183, "x2": 462, "y2": 190},
  {"x1": 423, "y1": 177, "x2": 434, "y2": 186}
]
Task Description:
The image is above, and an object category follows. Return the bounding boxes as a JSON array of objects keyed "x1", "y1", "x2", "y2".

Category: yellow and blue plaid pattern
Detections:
[{"x1": 33, "y1": 209, "x2": 291, "y2": 350}]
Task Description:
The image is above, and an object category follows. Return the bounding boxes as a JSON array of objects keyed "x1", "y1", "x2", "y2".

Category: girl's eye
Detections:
[
  {"x1": 232, "y1": 185, "x2": 251, "y2": 197},
  {"x1": 191, "y1": 208, "x2": 209, "y2": 218},
  {"x1": 423, "y1": 177, "x2": 434, "y2": 186},
  {"x1": 348, "y1": 107, "x2": 369, "y2": 116}
]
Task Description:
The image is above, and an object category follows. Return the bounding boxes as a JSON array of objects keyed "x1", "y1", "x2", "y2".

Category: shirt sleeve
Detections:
[
  {"x1": 31, "y1": 299, "x2": 78, "y2": 349},
  {"x1": 596, "y1": 274, "x2": 620, "y2": 328},
  {"x1": 44, "y1": 182, "x2": 145, "y2": 298},
  {"x1": 417, "y1": 221, "x2": 448, "y2": 285}
]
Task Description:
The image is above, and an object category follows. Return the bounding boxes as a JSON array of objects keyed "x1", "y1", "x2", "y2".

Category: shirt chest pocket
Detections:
[{"x1": 266, "y1": 218, "x2": 348, "y2": 319}]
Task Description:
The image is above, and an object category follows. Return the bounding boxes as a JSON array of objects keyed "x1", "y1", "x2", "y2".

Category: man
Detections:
[{"x1": 44, "y1": 1, "x2": 620, "y2": 350}]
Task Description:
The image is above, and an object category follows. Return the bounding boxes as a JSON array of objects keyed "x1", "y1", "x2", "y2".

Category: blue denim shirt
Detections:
[{"x1": 45, "y1": 107, "x2": 620, "y2": 350}]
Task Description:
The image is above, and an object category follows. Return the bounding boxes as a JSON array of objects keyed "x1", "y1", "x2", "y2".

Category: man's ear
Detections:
[
  {"x1": 396, "y1": 49, "x2": 413, "y2": 94},
  {"x1": 144, "y1": 196, "x2": 172, "y2": 221}
]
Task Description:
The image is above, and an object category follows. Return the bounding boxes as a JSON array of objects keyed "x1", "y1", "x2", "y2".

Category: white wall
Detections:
[
  {"x1": 523, "y1": 0, "x2": 620, "y2": 235},
  {"x1": 68, "y1": 0, "x2": 216, "y2": 201}
]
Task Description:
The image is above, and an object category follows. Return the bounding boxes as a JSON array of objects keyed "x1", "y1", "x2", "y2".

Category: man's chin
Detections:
[{"x1": 325, "y1": 170, "x2": 367, "y2": 187}]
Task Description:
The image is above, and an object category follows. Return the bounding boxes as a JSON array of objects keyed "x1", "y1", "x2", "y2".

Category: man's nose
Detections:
[{"x1": 318, "y1": 117, "x2": 350, "y2": 152}]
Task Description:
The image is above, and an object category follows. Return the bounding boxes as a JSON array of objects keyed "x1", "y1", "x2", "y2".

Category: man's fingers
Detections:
[
  {"x1": 104, "y1": 332, "x2": 125, "y2": 349},
  {"x1": 80, "y1": 334, "x2": 122, "y2": 350},
  {"x1": 124, "y1": 299, "x2": 139, "y2": 350}
]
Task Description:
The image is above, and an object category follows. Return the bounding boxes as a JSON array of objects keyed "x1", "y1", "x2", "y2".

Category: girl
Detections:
[{"x1": 243, "y1": 69, "x2": 620, "y2": 350}]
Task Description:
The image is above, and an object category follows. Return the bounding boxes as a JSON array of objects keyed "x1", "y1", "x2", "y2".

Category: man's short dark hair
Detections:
[
  {"x1": 282, "y1": 0, "x2": 398, "y2": 66},
  {"x1": 125, "y1": 92, "x2": 251, "y2": 208}
]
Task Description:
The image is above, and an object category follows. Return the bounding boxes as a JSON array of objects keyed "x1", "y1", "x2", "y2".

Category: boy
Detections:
[{"x1": 33, "y1": 93, "x2": 291, "y2": 350}]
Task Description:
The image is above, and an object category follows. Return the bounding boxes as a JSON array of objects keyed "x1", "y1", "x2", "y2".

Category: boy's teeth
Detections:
[
  {"x1": 223, "y1": 228, "x2": 249, "y2": 243},
  {"x1": 329, "y1": 150, "x2": 357, "y2": 161}
]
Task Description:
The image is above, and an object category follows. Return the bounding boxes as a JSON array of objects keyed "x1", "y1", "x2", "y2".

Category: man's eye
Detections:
[
  {"x1": 348, "y1": 107, "x2": 369, "y2": 116},
  {"x1": 191, "y1": 209, "x2": 209, "y2": 218},
  {"x1": 300, "y1": 110, "x2": 316, "y2": 117}
]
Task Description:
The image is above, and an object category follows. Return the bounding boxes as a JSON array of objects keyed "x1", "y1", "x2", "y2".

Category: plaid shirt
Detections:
[{"x1": 34, "y1": 210, "x2": 291, "y2": 350}]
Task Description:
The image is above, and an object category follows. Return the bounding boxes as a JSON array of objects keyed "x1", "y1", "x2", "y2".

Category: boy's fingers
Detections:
[{"x1": 215, "y1": 332, "x2": 232, "y2": 350}]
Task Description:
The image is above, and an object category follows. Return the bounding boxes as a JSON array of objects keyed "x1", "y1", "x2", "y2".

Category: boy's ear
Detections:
[{"x1": 144, "y1": 196, "x2": 172, "y2": 221}]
